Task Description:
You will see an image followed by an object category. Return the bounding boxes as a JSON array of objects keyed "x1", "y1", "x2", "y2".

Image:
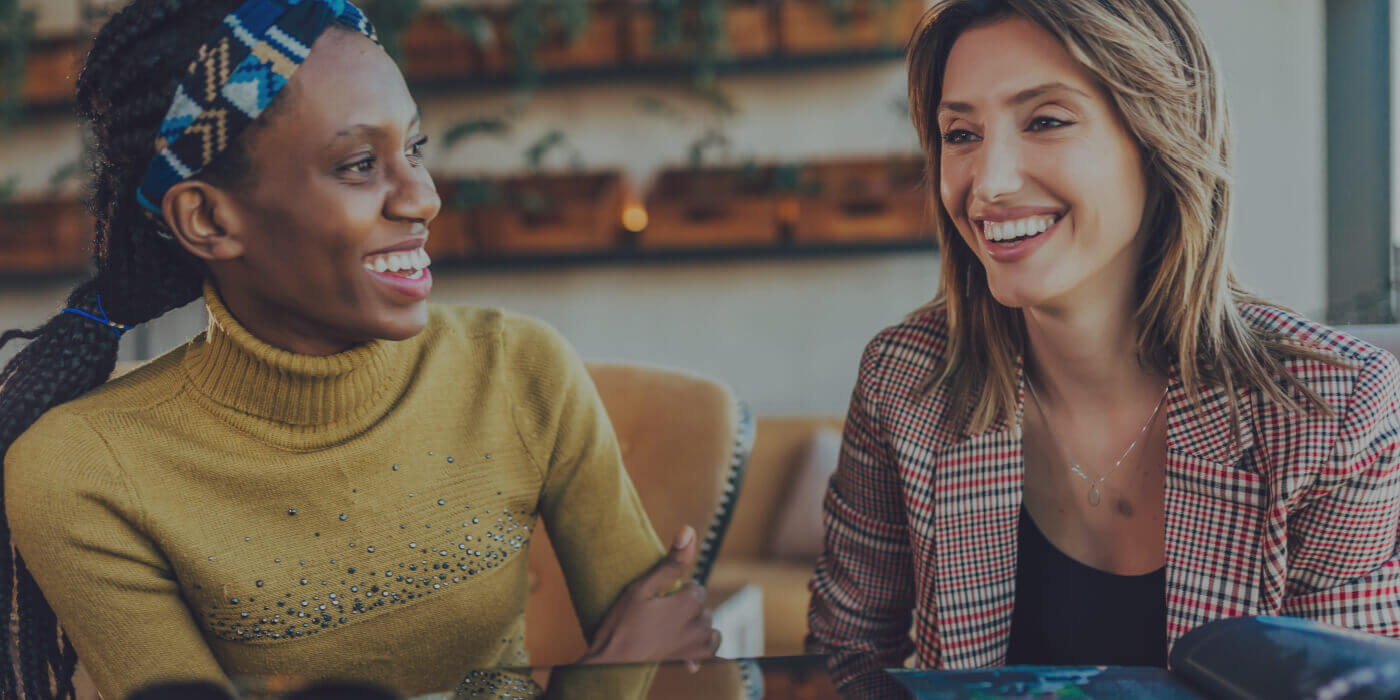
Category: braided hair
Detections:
[{"x1": 0, "y1": 1, "x2": 279, "y2": 696}]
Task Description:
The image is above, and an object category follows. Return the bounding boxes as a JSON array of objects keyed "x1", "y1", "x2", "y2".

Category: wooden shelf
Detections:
[
  {"x1": 424, "y1": 238, "x2": 937, "y2": 272},
  {"x1": 11, "y1": 0, "x2": 918, "y2": 120},
  {"x1": 403, "y1": 47, "x2": 906, "y2": 96},
  {"x1": 0, "y1": 239, "x2": 937, "y2": 290}
]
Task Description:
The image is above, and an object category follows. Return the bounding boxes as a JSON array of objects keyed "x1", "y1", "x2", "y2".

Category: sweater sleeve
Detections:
[
  {"x1": 5, "y1": 408, "x2": 231, "y2": 700},
  {"x1": 503, "y1": 317, "x2": 666, "y2": 640}
]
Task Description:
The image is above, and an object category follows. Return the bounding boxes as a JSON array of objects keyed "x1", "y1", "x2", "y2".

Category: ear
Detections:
[{"x1": 161, "y1": 181, "x2": 246, "y2": 262}]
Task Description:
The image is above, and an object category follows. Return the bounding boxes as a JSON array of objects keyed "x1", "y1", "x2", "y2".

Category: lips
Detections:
[{"x1": 974, "y1": 211, "x2": 1065, "y2": 264}]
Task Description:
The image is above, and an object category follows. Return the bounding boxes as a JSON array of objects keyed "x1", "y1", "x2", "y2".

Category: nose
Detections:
[
  {"x1": 385, "y1": 165, "x2": 441, "y2": 225},
  {"x1": 970, "y1": 130, "x2": 1024, "y2": 203}
]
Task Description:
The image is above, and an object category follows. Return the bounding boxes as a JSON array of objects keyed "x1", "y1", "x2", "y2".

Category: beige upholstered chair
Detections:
[{"x1": 523, "y1": 362, "x2": 754, "y2": 667}]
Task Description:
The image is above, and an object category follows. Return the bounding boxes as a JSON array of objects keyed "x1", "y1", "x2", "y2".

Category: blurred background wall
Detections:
[{"x1": 0, "y1": 0, "x2": 1340, "y2": 415}]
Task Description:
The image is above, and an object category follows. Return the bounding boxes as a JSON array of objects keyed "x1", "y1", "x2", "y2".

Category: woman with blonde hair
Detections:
[{"x1": 807, "y1": 0, "x2": 1400, "y2": 691}]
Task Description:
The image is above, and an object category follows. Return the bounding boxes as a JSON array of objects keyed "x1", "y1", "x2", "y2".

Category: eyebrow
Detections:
[
  {"x1": 937, "y1": 82, "x2": 1092, "y2": 117},
  {"x1": 326, "y1": 109, "x2": 424, "y2": 146}
]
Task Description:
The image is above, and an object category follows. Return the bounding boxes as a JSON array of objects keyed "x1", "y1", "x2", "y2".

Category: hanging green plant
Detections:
[
  {"x1": 444, "y1": 117, "x2": 511, "y2": 148},
  {"x1": 556, "y1": 0, "x2": 592, "y2": 44},
  {"x1": 0, "y1": 0, "x2": 35, "y2": 130},
  {"x1": 508, "y1": 0, "x2": 546, "y2": 90},
  {"x1": 357, "y1": 0, "x2": 424, "y2": 63},
  {"x1": 440, "y1": 4, "x2": 496, "y2": 50},
  {"x1": 691, "y1": 0, "x2": 729, "y2": 91},
  {"x1": 651, "y1": 0, "x2": 684, "y2": 49}
]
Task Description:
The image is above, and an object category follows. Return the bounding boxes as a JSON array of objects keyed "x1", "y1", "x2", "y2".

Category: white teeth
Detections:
[
  {"x1": 983, "y1": 215, "x2": 1057, "y2": 242},
  {"x1": 363, "y1": 248, "x2": 431, "y2": 276}
]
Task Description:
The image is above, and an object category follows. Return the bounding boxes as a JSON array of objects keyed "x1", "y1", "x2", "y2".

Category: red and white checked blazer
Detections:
[{"x1": 807, "y1": 303, "x2": 1400, "y2": 688}]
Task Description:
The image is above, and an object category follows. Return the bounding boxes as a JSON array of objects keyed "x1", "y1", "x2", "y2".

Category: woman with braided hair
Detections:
[{"x1": 0, "y1": 1, "x2": 719, "y2": 698}]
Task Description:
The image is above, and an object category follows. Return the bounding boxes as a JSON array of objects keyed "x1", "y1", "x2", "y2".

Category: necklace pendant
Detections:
[{"x1": 1087, "y1": 483, "x2": 1101, "y2": 507}]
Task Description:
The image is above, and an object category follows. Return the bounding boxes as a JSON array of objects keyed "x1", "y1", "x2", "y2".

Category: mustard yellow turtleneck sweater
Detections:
[{"x1": 4, "y1": 285, "x2": 665, "y2": 699}]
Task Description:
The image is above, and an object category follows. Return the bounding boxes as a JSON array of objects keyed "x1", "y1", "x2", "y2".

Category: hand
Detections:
[{"x1": 578, "y1": 525, "x2": 721, "y2": 672}]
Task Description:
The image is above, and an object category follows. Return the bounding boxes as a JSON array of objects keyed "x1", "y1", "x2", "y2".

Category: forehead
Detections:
[
  {"x1": 941, "y1": 15, "x2": 1099, "y2": 107},
  {"x1": 275, "y1": 28, "x2": 414, "y2": 131}
]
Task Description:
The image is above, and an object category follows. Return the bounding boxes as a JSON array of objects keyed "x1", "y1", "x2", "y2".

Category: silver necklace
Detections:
[{"x1": 1025, "y1": 376, "x2": 1168, "y2": 507}]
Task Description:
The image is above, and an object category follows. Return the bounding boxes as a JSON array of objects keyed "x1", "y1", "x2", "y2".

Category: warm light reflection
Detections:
[{"x1": 622, "y1": 204, "x2": 649, "y2": 232}]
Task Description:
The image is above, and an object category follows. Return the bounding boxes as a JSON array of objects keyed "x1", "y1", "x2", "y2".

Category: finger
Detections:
[
  {"x1": 678, "y1": 615, "x2": 716, "y2": 657},
  {"x1": 685, "y1": 659, "x2": 700, "y2": 674},
  {"x1": 707, "y1": 628, "x2": 722, "y2": 656},
  {"x1": 640, "y1": 525, "x2": 697, "y2": 597},
  {"x1": 676, "y1": 582, "x2": 706, "y2": 607}
]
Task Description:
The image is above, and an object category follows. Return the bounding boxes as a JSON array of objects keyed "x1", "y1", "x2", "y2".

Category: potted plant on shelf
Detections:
[
  {"x1": 436, "y1": 129, "x2": 627, "y2": 259},
  {"x1": 640, "y1": 127, "x2": 787, "y2": 249},
  {"x1": 777, "y1": 0, "x2": 926, "y2": 55},
  {"x1": 627, "y1": 0, "x2": 772, "y2": 67},
  {"x1": 790, "y1": 153, "x2": 931, "y2": 244}
]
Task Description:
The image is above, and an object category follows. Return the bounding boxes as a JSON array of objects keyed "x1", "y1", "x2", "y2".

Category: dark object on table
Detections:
[
  {"x1": 286, "y1": 680, "x2": 402, "y2": 699},
  {"x1": 885, "y1": 615, "x2": 1400, "y2": 699},
  {"x1": 125, "y1": 681, "x2": 238, "y2": 700},
  {"x1": 888, "y1": 665, "x2": 1200, "y2": 699},
  {"x1": 1170, "y1": 615, "x2": 1400, "y2": 699}
]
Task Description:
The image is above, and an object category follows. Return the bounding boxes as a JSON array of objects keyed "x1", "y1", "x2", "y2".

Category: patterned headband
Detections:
[{"x1": 136, "y1": 0, "x2": 378, "y2": 215}]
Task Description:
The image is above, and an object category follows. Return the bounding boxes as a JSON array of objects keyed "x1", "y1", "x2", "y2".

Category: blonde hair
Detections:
[{"x1": 907, "y1": 0, "x2": 1336, "y2": 436}]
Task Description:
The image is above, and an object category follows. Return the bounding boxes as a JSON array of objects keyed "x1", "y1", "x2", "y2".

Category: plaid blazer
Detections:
[{"x1": 807, "y1": 303, "x2": 1400, "y2": 688}]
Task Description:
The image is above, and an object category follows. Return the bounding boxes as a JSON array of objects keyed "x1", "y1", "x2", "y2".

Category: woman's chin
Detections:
[
  {"x1": 373, "y1": 305, "x2": 430, "y2": 341},
  {"x1": 985, "y1": 282, "x2": 1038, "y2": 310}
]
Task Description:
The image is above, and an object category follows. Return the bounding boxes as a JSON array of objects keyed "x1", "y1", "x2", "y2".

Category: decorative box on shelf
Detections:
[
  {"x1": 626, "y1": 1, "x2": 773, "y2": 64},
  {"x1": 777, "y1": 0, "x2": 926, "y2": 55},
  {"x1": 22, "y1": 38, "x2": 85, "y2": 106},
  {"x1": 400, "y1": 12, "x2": 487, "y2": 80},
  {"x1": 472, "y1": 170, "x2": 627, "y2": 255},
  {"x1": 640, "y1": 166, "x2": 785, "y2": 249},
  {"x1": 0, "y1": 198, "x2": 94, "y2": 274},
  {"x1": 791, "y1": 154, "x2": 931, "y2": 244},
  {"x1": 481, "y1": 3, "x2": 627, "y2": 75},
  {"x1": 425, "y1": 179, "x2": 482, "y2": 260}
]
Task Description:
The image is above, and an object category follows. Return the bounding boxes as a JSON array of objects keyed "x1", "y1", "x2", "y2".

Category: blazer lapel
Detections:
[
  {"x1": 1162, "y1": 365, "x2": 1268, "y2": 649},
  {"x1": 928, "y1": 362, "x2": 1025, "y2": 668}
]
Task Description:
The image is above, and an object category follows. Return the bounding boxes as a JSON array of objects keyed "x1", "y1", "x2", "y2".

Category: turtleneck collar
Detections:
[{"x1": 181, "y1": 282, "x2": 422, "y2": 450}]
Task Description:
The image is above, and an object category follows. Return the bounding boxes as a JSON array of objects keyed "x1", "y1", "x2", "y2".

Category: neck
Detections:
[{"x1": 1022, "y1": 293, "x2": 1162, "y2": 410}]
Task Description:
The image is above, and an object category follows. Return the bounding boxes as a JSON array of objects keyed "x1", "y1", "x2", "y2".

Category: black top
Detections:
[{"x1": 1006, "y1": 505, "x2": 1168, "y2": 667}]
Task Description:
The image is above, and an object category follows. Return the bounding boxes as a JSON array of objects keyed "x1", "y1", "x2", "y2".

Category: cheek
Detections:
[
  {"x1": 937, "y1": 158, "x2": 966, "y2": 215},
  {"x1": 1055, "y1": 140, "x2": 1147, "y2": 236}
]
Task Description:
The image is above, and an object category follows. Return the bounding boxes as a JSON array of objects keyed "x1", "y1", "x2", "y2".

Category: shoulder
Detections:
[
  {"x1": 5, "y1": 402, "x2": 137, "y2": 540},
  {"x1": 427, "y1": 303, "x2": 588, "y2": 411},
  {"x1": 425, "y1": 303, "x2": 573, "y2": 359},
  {"x1": 1237, "y1": 303, "x2": 1399, "y2": 413},
  {"x1": 1237, "y1": 304, "x2": 1400, "y2": 475},
  {"x1": 856, "y1": 304, "x2": 952, "y2": 397}
]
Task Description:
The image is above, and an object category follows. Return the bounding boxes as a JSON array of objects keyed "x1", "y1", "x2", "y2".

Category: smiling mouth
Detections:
[
  {"x1": 363, "y1": 248, "x2": 430, "y2": 279},
  {"x1": 980, "y1": 214, "x2": 1062, "y2": 245}
]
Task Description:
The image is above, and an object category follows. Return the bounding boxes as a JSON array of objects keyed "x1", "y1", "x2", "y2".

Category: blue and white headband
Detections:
[{"x1": 136, "y1": 0, "x2": 378, "y2": 216}]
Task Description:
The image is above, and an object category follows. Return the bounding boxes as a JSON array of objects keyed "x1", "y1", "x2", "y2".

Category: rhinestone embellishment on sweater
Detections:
[{"x1": 200, "y1": 451, "x2": 533, "y2": 642}]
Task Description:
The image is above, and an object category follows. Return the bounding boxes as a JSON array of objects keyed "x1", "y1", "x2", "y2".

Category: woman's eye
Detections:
[
  {"x1": 1028, "y1": 116, "x2": 1072, "y2": 131},
  {"x1": 344, "y1": 156, "x2": 376, "y2": 175},
  {"x1": 408, "y1": 137, "x2": 429, "y2": 163},
  {"x1": 942, "y1": 129, "x2": 978, "y2": 145}
]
